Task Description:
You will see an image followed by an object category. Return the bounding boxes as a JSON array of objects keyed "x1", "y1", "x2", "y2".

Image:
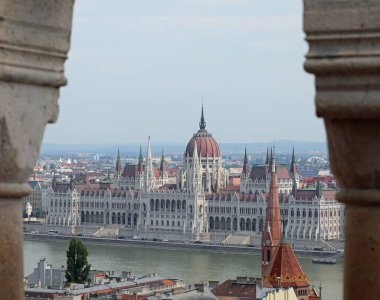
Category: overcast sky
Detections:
[{"x1": 43, "y1": 0, "x2": 325, "y2": 145}]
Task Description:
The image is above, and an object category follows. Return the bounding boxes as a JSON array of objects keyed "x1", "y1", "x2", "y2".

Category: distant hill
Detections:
[{"x1": 40, "y1": 140, "x2": 327, "y2": 157}]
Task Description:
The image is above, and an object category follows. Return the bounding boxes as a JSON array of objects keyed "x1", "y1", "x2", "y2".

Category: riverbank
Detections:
[{"x1": 24, "y1": 233, "x2": 337, "y2": 258}]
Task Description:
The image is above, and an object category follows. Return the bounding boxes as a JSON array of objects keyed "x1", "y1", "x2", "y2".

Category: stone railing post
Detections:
[
  {"x1": 304, "y1": 1, "x2": 380, "y2": 299},
  {"x1": 0, "y1": 1, "x2": 74, "y2": 298}
]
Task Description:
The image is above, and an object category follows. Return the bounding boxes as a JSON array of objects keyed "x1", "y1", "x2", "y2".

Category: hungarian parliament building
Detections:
[{"x1": 26, "y1": 108, "x2": 344, "y2": 241}]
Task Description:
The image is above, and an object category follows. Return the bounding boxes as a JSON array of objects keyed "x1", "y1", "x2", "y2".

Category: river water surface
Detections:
[{"x1": 24, "y1": 240, "x2": 343, "y2": 299}]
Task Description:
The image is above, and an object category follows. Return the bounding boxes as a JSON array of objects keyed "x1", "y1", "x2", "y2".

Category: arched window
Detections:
[
  {"x1": 267, "y1": 250, "x2": 271, "y2": 262},
  {"x1": 155, "y1": 199, "x2": 159, "y2": 211},
  {"x1": 259, "y1": 219, "x2": 264, "y2": 232},
  {"x1": 150, "y1": 199, "x2": 154, "y2": 211}
]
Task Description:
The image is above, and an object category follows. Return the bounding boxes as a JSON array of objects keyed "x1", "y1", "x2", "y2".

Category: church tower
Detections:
[
  {"x1": 145, "y1": 137, "x2": 155, "y2": 192},
  {"x1": 261, "y1": 147, "x2": 282, "y2": 276},
  {"x1": 115, "y1": 148, "x2": 122, "y2": 178},
  {"x1": 240, "y1": 147, "x2": 250, "y2": 192}
]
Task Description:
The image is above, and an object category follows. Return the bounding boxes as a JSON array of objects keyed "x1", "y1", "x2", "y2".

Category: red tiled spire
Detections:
[
  {"x1": 262, "y1": 147, "x2": 282, "y2": 276},
  {"x1": 264, "y1": 242, "x2": 310, "y2": 289}
]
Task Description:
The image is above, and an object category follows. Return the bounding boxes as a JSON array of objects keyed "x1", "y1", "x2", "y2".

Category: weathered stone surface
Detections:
[
  {"x1": 304, "y1": 0, "x2": 380, "y2": 299},
  {"x1": 0, "y1": 1, "x2": 75, "y2": 299}
]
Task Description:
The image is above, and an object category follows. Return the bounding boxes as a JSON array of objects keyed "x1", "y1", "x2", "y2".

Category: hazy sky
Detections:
[{"x1": 44, "y1": 0, "x2": 325, "y2": 145}]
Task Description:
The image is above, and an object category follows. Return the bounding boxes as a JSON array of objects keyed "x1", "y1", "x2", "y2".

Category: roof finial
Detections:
[{"x1": 199, "y1": 103, "x2": 206, "y2": 130}]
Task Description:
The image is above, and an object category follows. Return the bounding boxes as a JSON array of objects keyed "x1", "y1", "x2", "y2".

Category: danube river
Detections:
[{"x1": 24, "y1": 239, "x2": 343, "y2": 299}]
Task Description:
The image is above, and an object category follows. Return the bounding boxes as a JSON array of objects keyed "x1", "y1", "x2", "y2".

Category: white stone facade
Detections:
[{"x1": 47, "y1": 188, "x2": 80, "y2": 227}]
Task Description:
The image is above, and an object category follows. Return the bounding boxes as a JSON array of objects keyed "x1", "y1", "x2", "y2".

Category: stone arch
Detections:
[
  {"x1": 246, "y1": 218, "x2": 251, "y2": 231},
  {"x1": 85, "y1": 211, "x2": 90, "y2": 223},
  {"x1": 209, "y1": 217, "x2": 214, "y2": 230},
  {"x1": 90, "y1": 212, "x2": 94, "y2": 223},
  {"x1": 112, "y1": 212, "x2": 116, "y2": 224},
  {"x1": 226, "y1": 217, "x2": 231, "y2": 230},
  {"x1": 171, "y1": 200, "x2": 176, "y2": 212},
  {"x1": 252, "y1": 218, "x2": 257, "y2": 231},
  {"x1": 95, "y1": 211, "x2": 99, "y2": 223},
  {"x1": 221, "y1": 217, "x2": 226, "y2": 230},
  {"x1": 128, "y1": 213, "x2": 131, "y2": 225},
  {"x1": 122, "y1": 212, "x2": 126, "y2": 225},
  {"x1": 150, "y1": 199, "x2": 154, "y2": 211},
  {"x1": 161, "y1": 199, "x2": 165, "y2": 210},
  {"x1": 240, "y1": 218, "x2": 245, "y2": 231},
  {"x1": 155, "y1": 199, "x2": 159, "y2": 211},
  {"x1": 259, "y1": 219, "x2": 264, "y2": 232},
  {"x1": 133, "y1": 213, "x2": 138, "y2": 226},
  {"x1": 215, "y1": 217, "x2": 220, "y2": 230},
  {"x1": 233, "y1": 217, "x2": 237, "y2": 231},
  {"x1": 81, "y1": 211, "x2": 85, "y2": 223}
]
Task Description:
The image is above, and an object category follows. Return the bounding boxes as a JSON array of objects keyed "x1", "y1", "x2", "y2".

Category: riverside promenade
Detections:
[{"x1": 24, "y1": 232, "x2": 338, "y2": 258}]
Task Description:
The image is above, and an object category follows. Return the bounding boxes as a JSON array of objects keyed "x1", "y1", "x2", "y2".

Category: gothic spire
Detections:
[
  {"x1": 160, "y1": 148, "x2": 166, "y2": 173},
  {"x1": 138, "y1": 145, "x2": 144, "y2": 172},
  {"x1": 269, "y1": 147, "x2": 273, "y2": 166},
  {"x1": 265, "y1": 147, "x2": 269, "y2": 164},
  {"x1": 290, "y1": 147, "x2": 297, "y2": 176},
  {"x1": 242, "y1": 147, "x2": 249, "y2": 176},
  {"x1": 199, "y1": 104, "x2": 206, "y2": 130},
  {"x1": 147, "y1": 136, "x2": 152, "y2": 160},
  {"x1": 116, "y1": 147, "x2": 122, "y2": 176},
  {"x1": 292, "y1": 177, "x2": 297, "y2": 197}
]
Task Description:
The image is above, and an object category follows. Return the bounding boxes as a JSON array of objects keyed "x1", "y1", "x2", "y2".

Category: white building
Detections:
[{"x1": 45, "y1": 108, "x2": 344, "y2": 241}]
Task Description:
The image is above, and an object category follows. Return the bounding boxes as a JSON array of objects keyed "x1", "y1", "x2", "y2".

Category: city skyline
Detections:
[{"x1": 43, "y1": 0, "x2": 325, "y2": 145}]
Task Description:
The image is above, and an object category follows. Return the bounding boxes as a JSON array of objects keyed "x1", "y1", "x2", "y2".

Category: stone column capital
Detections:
[
  {"x1": 0, "y1": 0, "x2": 75, "y2": 186},
  {"x1": 304, "y1": 0, "x2": 380, "y2": 189}
]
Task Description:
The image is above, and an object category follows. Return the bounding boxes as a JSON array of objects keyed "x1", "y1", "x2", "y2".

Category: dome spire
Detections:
[{"x1": 199, "y1": 103, "x2": 206, "y2": 130}]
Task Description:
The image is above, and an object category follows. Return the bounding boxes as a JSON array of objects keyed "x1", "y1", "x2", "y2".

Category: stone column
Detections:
[
  {"x1": 0, "y1": 1, "x2": 74, "y2": 298},
  {"x1": 304, "y1": 1, "x2": 380, "y2": 299}
]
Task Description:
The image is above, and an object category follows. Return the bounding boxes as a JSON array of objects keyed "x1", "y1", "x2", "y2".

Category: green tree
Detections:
[{"x1": 65, "y1": 238, "x2": 91, "y2": 283}]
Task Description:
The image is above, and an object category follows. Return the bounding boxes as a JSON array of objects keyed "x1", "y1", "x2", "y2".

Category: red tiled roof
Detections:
[
  {"x1": 295, "y1": 190, "x2": 336, "y2": 200},
  {"x1": 264, "y1": 243, "x2": 310, "y2": 288},
  {"x1": 250, "y1": 165, "x2": 290, "y2": 180},
  {"x1": 123, "y1": 295, "x2": 148, "y2": 300},
  {"x1": 123, "y1": 164, "x2": 139, "y2": 178},
  {"x1": 185, "y1": 130, "x2": 220, "y2": 158},
  {"x1": 223, "y1": 185, "x2": 240, "y2": 191},
  {"x1": 212, "y1": 279, "x2": 257, "y2": 298}
]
